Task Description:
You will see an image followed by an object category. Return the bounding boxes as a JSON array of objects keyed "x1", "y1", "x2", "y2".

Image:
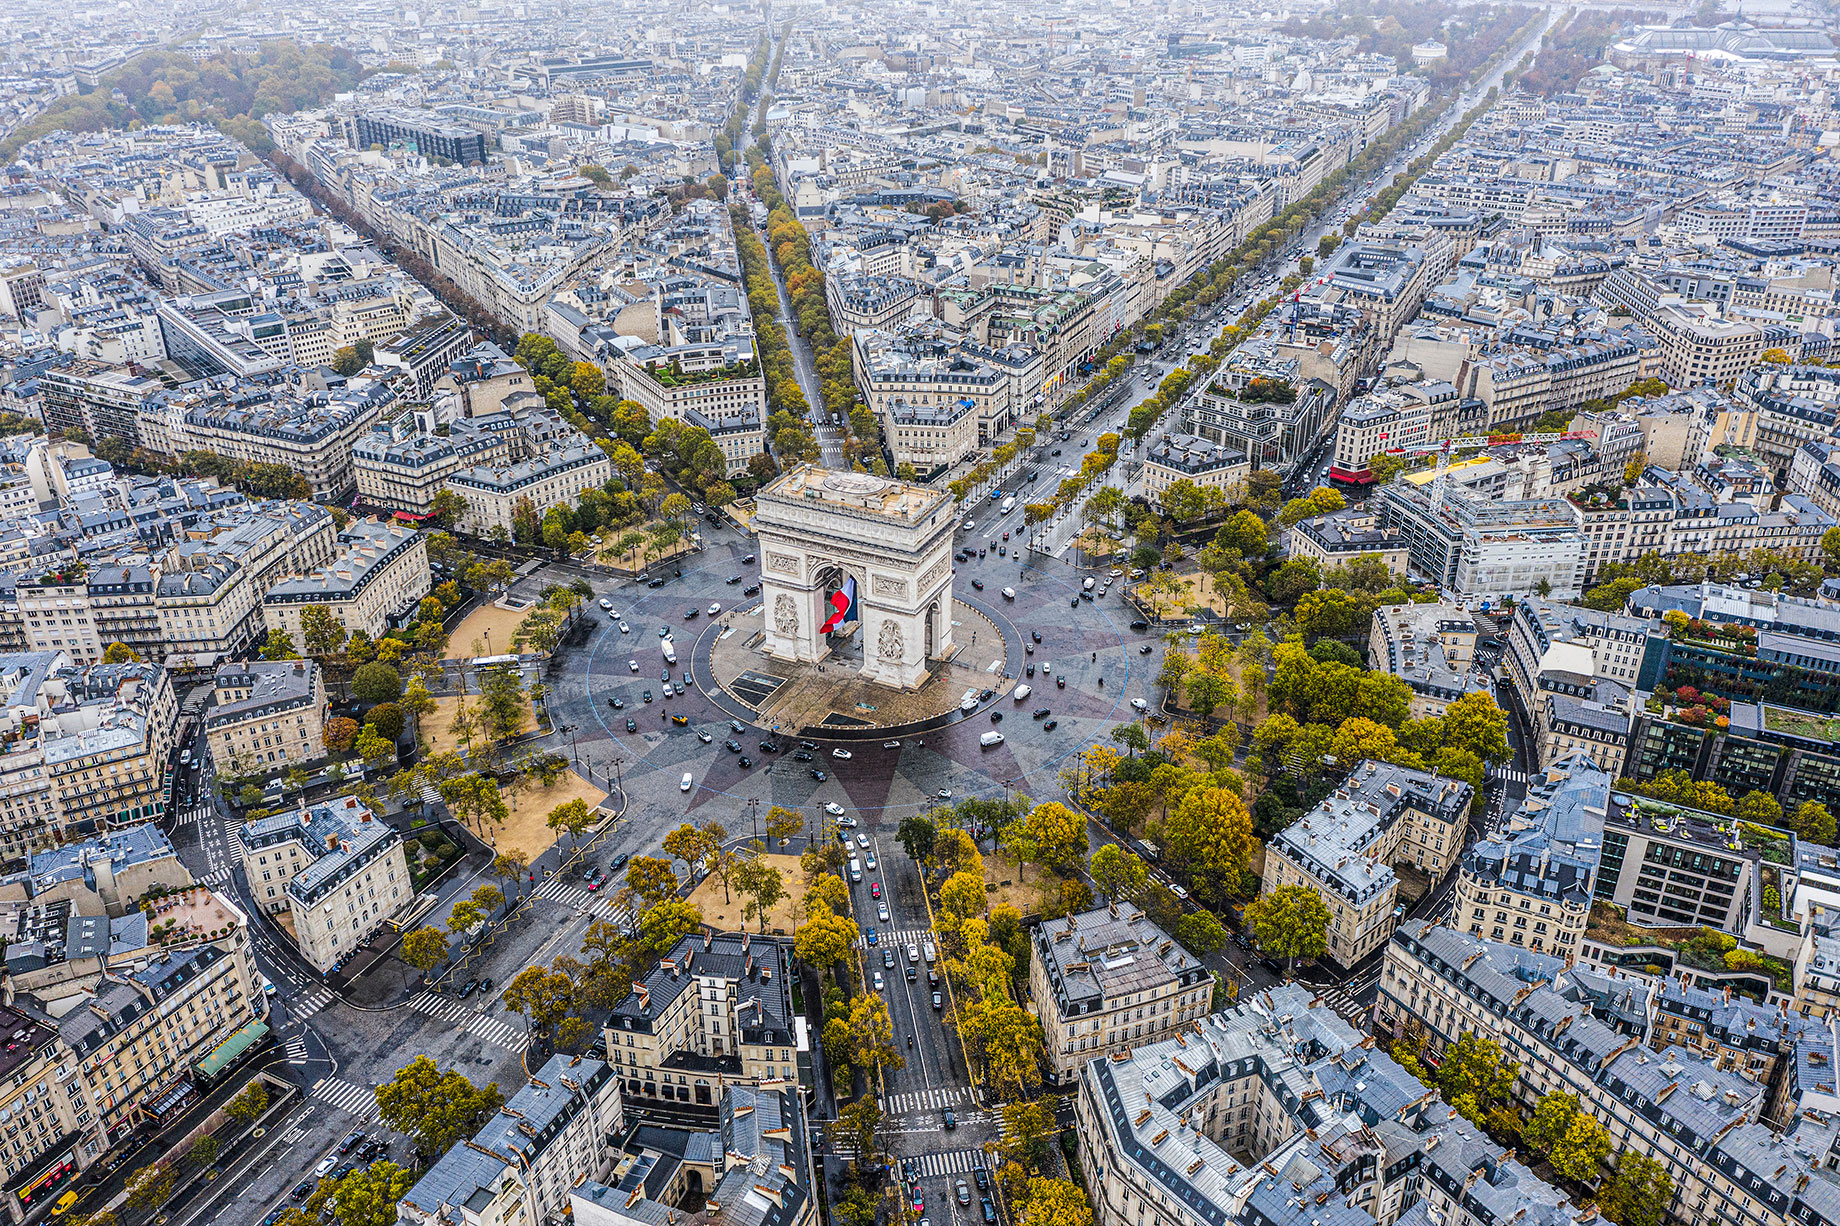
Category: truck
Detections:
[
  {"x1": 661, "y1": 637, "x2": 677, "y2": 666},
  {"x1": 999, "y1": 496, "x2": 1016, "y2": 514}
]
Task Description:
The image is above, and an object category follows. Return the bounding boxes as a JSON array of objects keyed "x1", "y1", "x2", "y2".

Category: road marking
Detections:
[{"x1": 311, "y1": 1077, "x2": 380, "y2": 1119}]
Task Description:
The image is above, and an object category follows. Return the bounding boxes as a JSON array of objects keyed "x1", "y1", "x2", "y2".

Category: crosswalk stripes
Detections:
[
  {"x1": 467, "y1": 1013, "x2": 532, "y2": 1052},
  {"x1": 408, "y1": 990, "x2": 470, "y2": 1022},
  {"x1": 290, "y1": 987, "x2": 335, "y2": 1018},
  {"x1": 535, "y1": 879, "x2": 633, "y2": 928},
  {"x1": 906, "y1": 1148, "x2": 991, "y2": 1178},
  {"x1": 311, "y1": 1077, "x2": 379, "y2": 1119},
  {"x1": 170, "y1": 805, "x2": 213, "y2": 829},
  {"x1": 879, "y1": 1086, "x2": 968, "y2": 1114},
  {"x1": 197, "y1": 867, "x2": 230, "y2": 886},
  {"x1": 284, "y1": 1037, "x2": 309, "y2": 1064},
  {"x1": 1313, "y1": 987, "x2": 1367, "y2": 1023},
  {"x1": 860, "y1": 927, "x2": 929, "y2": 951},
  {"x1": 1489, "y1": 767, "x2": 1529, "y2": 784}
]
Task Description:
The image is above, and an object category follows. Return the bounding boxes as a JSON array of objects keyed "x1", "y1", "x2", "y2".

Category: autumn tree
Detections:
[
  {"x1": 1599, "y1": 1152, "x2": 1673, "y2": 1226},
  {"x1": 1016, "y1": 1178, "x2": 1094, "y2": 1226},
  {"x1": 1243, "y1": 885, "x2": 1329, "y2": 968},
  {"x1": 399, "y1": 925, "x2": 449, "y2": 974},
  {"x1": 375, "y1": 1056, "x2": 506, "y2": 1158},
  {"x1": 330, "y1": 1160, "x2": 416, "y2": 1226},
  {"x1": 622, "y1": 856, "x2": 680, "y2": 909}
]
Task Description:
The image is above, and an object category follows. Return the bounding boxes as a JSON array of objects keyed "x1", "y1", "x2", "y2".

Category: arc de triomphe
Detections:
[{"x1": 751, "y1": 465, "x2": 957, "y2": 690}]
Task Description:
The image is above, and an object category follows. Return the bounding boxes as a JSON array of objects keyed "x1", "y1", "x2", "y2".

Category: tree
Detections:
[
  {"x1": 322, "y1": 716, "x2": 360, "y2": 753},
  {"x1": 1090, "y1": 843, "x2": 1148, "y2": 902},
  {"x1": 1599, "y1": 1152, "x2": 1673, "y2": 1226},
  {"x1": 1243, "y1": 885, "x2": 1329, "y2": 968},
  {"x1": 546, "y1": 798, "x2": 593, "y2": 848},
  {"x1": 901, "y1": 809, "x2": 942, "y2": 857},
  {"x1": 662, "y1": 822, "x2": 715, "y2": 880},
  {"x1": 300, "y1": 604, "x2": 348, "y2": 659},
  {"x1": 375, "y1": 1056, "x2": 506, "y2": 1158},
  {"x1": 366, "y1": 702, "x2": 404, "y2": 743},
  {"x1": 1174, "y1": 910, "x2": 1229, "y2": 954},
  {"x1": 330, "y1": 1161, "x2": 416, "y2": 1226},
  {"x1": 765, "y1": 805, "x2": 803, "y2": 844},
  {"x1": 1440, "y1": 692, "x2": 1511, "y2": 765},
  {"x1": 260, "y1": 629, "x2": 300, "y2": 660},
  {"x1": 1823, "y1": 525, "x2": 1840, "y2": 572},
  {"x1": 476, "y1": 665, "x2": 528, "y2": 742},
  {"x1": 353, "y1": 726, "x2": 396, "y2": 769},
  {"x1": 400, "y1": 925, "x2": 449, "y2": 974},
  {"x1": 1016, "y1": 1179, "x2": 1094, "y2": 1226},
  {"x1": 351, "y1": 661, "x2": 403, "y2": 706},
  {"x1": 493, "y1": 850, "x2": 531, "y2": 895},
  {"x1": 1161, "y1": 786, "x2": 1258, "y2": 906},
  {"x1": 735, "y1": 855, "x2": 787, "y2": 932},
  {"x1": 794, "y1": 907, "x2": 858, "y2": 969},
  {"x1": 438, "y1": 772, "x2": 508, "y2": 832},
  {"x1": 1548, "y1": 1111, "x2": 1612, "y2": 1183},
  {"x1": 225, "y1": 1079, "x2": 270, "y2": 1124},
  {"x1": 1522, "y1": 1091, "x2": 1582, "y2": 1157},
  {"x1": 101, "y1": 642, "x2": 140, "y2": 664},
  {"x1": 1007, "y1": 801, "x2": 1085, "y2": 879},
  {"x1": 1735, "y1": 789, "x2": 1783, "y2": 825},
  {"x1": 623, "y1": 856, "x2": 680, "y2": 908},
  {"x1": 1434, "y1": 1034, "x2": 1519, "y2": 1126},
  {"x1": 848, "y1": 991, "x2": 904, "y2": 1072},
  {"x1": 1792, "y1": 801, "x2": 1837, "y2": 846},
  {"x1": 940, "y1": 870, "x2": 988, "y2": 924},
  {"x1": 124, "y1": 1164, "x2": 176, "y2": 1211},
  {"x1": 836, "y1": 1096, "x2": 884, "y2": 1170},
  {"x1": 500, "y1": 963, "x2": 577, "y2": 1034}
]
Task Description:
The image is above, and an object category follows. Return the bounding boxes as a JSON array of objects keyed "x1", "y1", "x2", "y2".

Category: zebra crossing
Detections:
[
  {"x1": 861, "y1": 927, "x2": 930, "y2": 950},
  {"x1": 880, "y1": 1086, "x2": 968, "y2": 1115},
  {"x1": 408, "y1": 990, "x2": 472, "y2": 1022},
  {"x1": 904, "y1": 1148, "x2": 991, "y2": 1178},
  {"x1": 289, "y1": 986, "x2": 336, "y2": 1018},
  {"x1": 467, "y1": 1013, "x2": 531, "y2": 1052},
  {"x1": 169, "y1": 804, "x2": 214, "y2": 829},
  {"x1": 535, "y1": 879, "x2": 633, "y2": 928},
  {"x1": 1311, "y1": 986, "x2": 1368, "y2": 1024},
  {"x1": 1489, "y1": 767, "x2": 1529, "y2": 785},
  {"x1": 196, "y1": 866, "x2": 232, "y2": 886},
  {"x1": 284, "y1": 1037, "x2": 309, "y2": 1064},
  {"x1": 311, "y1": 1077, "x2": 379, "y2": 1120}
]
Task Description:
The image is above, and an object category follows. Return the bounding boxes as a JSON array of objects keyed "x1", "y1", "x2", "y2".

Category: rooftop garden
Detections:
[
  {"x1": 1567, "y1": 483, "x2": 1626, "y2": 511},
  {"x1": 1764, "y1": 706, "x2": 1840, "y2": 742},
  {"x1": 1672, "y1": 617, "x2": 1759, "y2": 657},
  {"x1": 643, "y1": 357, "x2": 760, "y2": 388},
  {"x1": 1587, "y1": 901, "x2": 1793, "y2": 992},
  {"x1": 1212, "y1": 376, "x2": 1297, "y2": 404}
]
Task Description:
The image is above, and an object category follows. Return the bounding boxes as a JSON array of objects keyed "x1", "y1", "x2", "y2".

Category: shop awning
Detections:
[{"x1": 194, "y1": 1019, "x2": 269, "y2": 1078}]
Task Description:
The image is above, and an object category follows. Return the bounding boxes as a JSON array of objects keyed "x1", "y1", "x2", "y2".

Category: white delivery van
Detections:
[
  {"x1": 1001, "y1": 587, "x2": 1015, "y2": 600},
  {"x1": 1083, "y1": 576, "x2": 1095, "y2": 591},
  {"x1": 979, "y1": 731, "x2": 1005, "y2": 748},
  {"x1": 849, "y1": 857, "x2": 862, "y2": 882},
  {"x1": 1014, "y1": 684, "x2": 1032, "y2": 701},
  {"x1": 1000, "y1": 496, "x2": 1016, "y2": 514}
]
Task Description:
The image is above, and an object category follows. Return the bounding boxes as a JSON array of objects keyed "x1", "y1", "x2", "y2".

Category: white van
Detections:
[
  {"x1": 1014, "y1": 684, "x2": 1031, "y2": 702},
  {"x1": 979, "y1": 731, "x2": 1005, "y2": 748},
  {"x1": 923, "y1": 939, "x2": 937, "y2": 964},
  {"x1": 1083, "y1": 576, "x2": 1095, "y2": 591},
  {"x1": 849, "y1": 857, "x2": 863, "y2": 882},
  {"x1": 1001, "y1": 587, "x2": 1015, "y2": 600}
]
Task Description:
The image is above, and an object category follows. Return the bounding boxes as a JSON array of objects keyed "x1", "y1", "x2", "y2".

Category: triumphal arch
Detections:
[{"x1": 751, "y1": 465, "x2": 957, "y2": 690}]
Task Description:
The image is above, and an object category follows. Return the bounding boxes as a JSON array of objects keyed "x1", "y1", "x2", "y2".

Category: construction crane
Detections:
[{"x1": 1386, "y1": 429, "x2": 1598, "y2": 514}]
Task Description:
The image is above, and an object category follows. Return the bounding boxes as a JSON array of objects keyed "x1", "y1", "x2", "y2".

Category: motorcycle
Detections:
[{"x1": 907, "y1": 1034, "x2": 914, "y2": 1049}]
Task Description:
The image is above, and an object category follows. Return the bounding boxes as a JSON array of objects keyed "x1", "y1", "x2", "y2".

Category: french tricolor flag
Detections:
[{"x1": 820, "y1": 576, "x2": 858, "y2": 634}]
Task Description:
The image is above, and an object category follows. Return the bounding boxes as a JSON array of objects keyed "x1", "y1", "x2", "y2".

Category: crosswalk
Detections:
[
  {"x1": 880, "y1": 1086, "x2": 968, "y2": 1114},
  {"x1": 170, "y1": 804, "x2": 213, "y2": 829},
  {"x1": 196, "y1": 867, "x2": 232, "y2": 886},
  {"x1": 535, "y1": 879, "x2": 634, "y2": 928},
  {"x1": 406, "y1": 992, "x2": 531, "y2": 1052},
  {"x1": 861, "y1": 927, "x2": 930, "y2": 951},
  {"x1": 312, "y1": 1077, "x2": 379, "y2": 1120},
  {"x1": 284, "y1": 1037, "x2": 309, "y2": 1064},
  {"x1": 1489, "y1": 767, "x2": 1529, "y2": 784},
  {"x1": 1312, "y1": 986, "x2": 1368, "y2": 1024},
  {"x1": 905, "y1": 1148, "x2": 992, "y2": 1178},
  {"x1": 289, "y1": 986, "x2": 336, "y2": 1018}
]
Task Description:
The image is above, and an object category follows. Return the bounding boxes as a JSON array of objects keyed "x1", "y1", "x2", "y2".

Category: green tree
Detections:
[
  {"x1": 330, "y1": 1161, "x2": 416, "y2": 1226},
  {"x1": 546, "y1": 798, "x2": 594, "y2": 849},
  {"x1": 500, "y1": 963, "x2": 577, "y2": 1035},
  {"x1": 374, "y1": 1056, "x2": 505, "y2": 1158},
  {"x1": 224, "y1": 1079, "x2": 270, "y2": 1124},
  {"x1": 476, "y1": 664, "x2": 528, "y2": 742},
  {"x1": 1792, "y1": 801, "x2": 1837, "y2": 846},
  {"x1": 1016, "y1": 1178, "x2": 1094, "y2": 1226},
  {"x1": 1174, "y1": 910, "x2": 1229, "y2": 954},
  {"x1": 399, "y1": 925, "x2": 449, "y2": 974},
  {"x1": 351, "y1": 661, "x2": 403, "y2": 706},
  {"x1": 1440, "y1": 691, "x2": 1511, "y2": 764},
  {"x1": 1434, "y1": 1033, "x2": 1520, "y2": 1126},
  {"x1": 1090, "y1": 842, "x2": 1148, "y2": 902},
  {"x1": 300, "y1": 604, "x2": 348, "y2": 659},
  {"x1": 1243, "y1": 884, "x2": 1329, "y2": 968},
  {"x1": 1522, "y1": 1091, "x2": 1582, "y2": 1157},
  {"x1": 1599, "y1": 1152, "x2": 1673, "y2": 1226},
  {"x1": 1160, "y1": 786, "x2": 1258, "y2": 907},
  {"x1": 124, "y1": 1164, "x2": 176, "y2": 1211},
  {"x1": 734, "y1": 855, "x2": 787, "y2": 932},
  {"x1": 260, "y1": 629, "x2": 300, "y2": 660},
  {"x1": 1735, "y1": 789, "x2": 1783, "y2": 825},
  {"x1": 1548, "y1": 1112, "x2": 1612, "y2": 1183}
]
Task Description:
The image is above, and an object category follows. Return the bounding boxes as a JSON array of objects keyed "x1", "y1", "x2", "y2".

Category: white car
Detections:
[
  {"x1": 680, "y1": 772, "x2": 694, "y2": 792},
  {"x1": 878, "y1": 903, "x2": 890, "y2": 922},
  {"x1": 599, "y1": 598, "x2": 613, "y2": 610},
  {"x1": 708, "y1": 603, "x2": 721, "y2": 615},
  {"x1": 866, "y1": 853, "x2": 877, "y2": 870},
  {"x1": 1130, "y1": 698, "x2": 1148, "y2": 711},
  {"x1": 835, "y1": 815, "x2": 858, "y2": 828},
  {"x1": 857, "y1": 833, "x2": 870, "y2": 849},
  {"x1": 618, "y1": 620, "x2": 630, "y2": 633},
  {"x1": 628, "y1": 659, "x2": 639, "y2": 672},
  {"x1": 824, "y1": 802, "x2": 846, "y2": 816},
  {"x1": 873, "y1": 970, "x2": 885, "y2": 991},
  {"x1": 1109, "y1": 569, "x2": 1123, "y2": 578},
  {"x1": 832, "y1": 748, "x2": 852, "y2": 759}
]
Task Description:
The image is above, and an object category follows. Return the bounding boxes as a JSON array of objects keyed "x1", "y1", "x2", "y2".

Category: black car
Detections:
[
  {"x1": 1043, "y1": 719, "x2": 1058, "y2": 731},
  {"x1": 642, "y1": 690, "x2": 653, "y2": 703},
  {"x1": 990, "y1": 711, "x2": 1003, "y2": 723},
  {"x1": 725, "y1": 739, "x2": 742, "y2": 753},
  {"x1": 1139, "y1": 644, "x2": 1154, "y2": 654},
  {"x1": 980, "y1": 689, "x2": 994, "y2": 700},
  {"x1": 626, "y1": 717, "x2": 638, "y2": 732},
  {"x1": 611, "y1": 853, "x2": 630, "y2": 870},
  {"x1": 741, "y1": 553, "x2": 756, "y2": 564},
  {"x1": 811, "y1": 769, "x2": 827, "y2": 781},
  {"x1": 684, "y1": 608, "x2": 699, "y2": 619},
  {"x1": 460, "y1": 978, "x2": 480, "y2": 998},
  {"x1": 1026, "y1": 664, "x2": 1035, "y2": 676},
  {"x1": 1130, "y1": 620, "x2": 1150, "y2": 631},
  {"x1": 975, "y1": 1168, "x2": 989, "y2": 1192},
  {"x1": 745, "y1": 583, "x2": 762, "y2": 596},
  {"x1": 799, "y1": 740, "x2": 818, "y2": 750},
  {"x1": 726, "y1": 575, "x2": 743, "y2": 584},
  {"x1": 340, "y1": 1129, "x2": 367, "y2": 1155},
  {"x1": 1032, "y1": 708, "x2": 1050, "y2": 719},
  {"x1": 978, "y1": 549, "x2": 986, "y2": 558},
  {"x1": 648, "y1": 577, "x2": 666, "y2": 588},
  {"x1": 739, "y1": 755, "x2": 752, "y2": 767},
  {"x1": 1031, "y1": 631, "x2": 1042, "y2": 643},
  {"x1": 1070, "y1": 597, "x2": 1080, "y2": 608},
  {"x1": 292, "y1": 1181, "x2": 316, "y2": 1201},
  {"x1": 760, "y1": 739, "x2": 781, "y2": 752},
  {"x1": 793, "y1": 750, "x2": 813, "y2": 762},
  {"x1": 982, "y1": 1198, "x2": 997, "y2": 1223},
  {"x1": 971, "y1": 579, "x2": 984, "y2": 590}
]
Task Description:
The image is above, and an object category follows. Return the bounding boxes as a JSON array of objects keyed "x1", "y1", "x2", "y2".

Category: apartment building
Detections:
[
  {"x1": 1365, "y1": 601, "x2": 1488, "y2": 719},
  {"x1": 350, "y1": 415, "x2": 517, "y2": 515},
  {"x1": 1378, "y1": 480, "x2": 1587, "y2": 602},
  {"x1": 854, "y1": 328, "x2": 1017, "y2": 454},
  {"x1": 1075, "y1": 981, "x2": 1594, "y2": 1226},
  {"x1": 0, "y1": 825, "x2": 194, "y2": 918},
  {"x1": 1140, "y1": 435, "x2": 1249, "y2": 513},
  {"x1": 1737, "y1": 365, "x2": 1840, "y2": 468},
  {"x1": 449, "y1": 440, "x2": 614, "y2": 539},
  {"x1": 1028, "y1": 902, "x2": 1214, "y2": 1087},
  {"x1": 601, "y1": 341, "x2": 766, "y2": 477},
  {"x1": 883, "y1": 397, "x2": 980, "y2": 472},
  {"x1": 36, "y1": 362, "x2": 163, "y2": 449},
  {"x1": 1377, "y1": 923, "x2": 1840, "y2": 1226},
  {"x1": 0, "y1": 1003, "x2": 86, "y2": 1222},
  {"x1": 238, "y1": 796, "x2": 411, "y2": 973},
  {"x1": 261, "y1": 519, "x2": 429, "y2": 646},
  {"x1": 154, "y1": 375, "x2": 396, "y2": 502},
  {"x1": 1262, "y1": 760, "x2": 1473, "y2": 969},
  {"x1": 1648, "y1": 300, "x2": 1800, "y2": 389},
  {"x1": 203, "y1": 659, "x2": 326, "y2": 774},
  {"x1": 603, "y1": 932, "x2": 800, "y2": 1107},
  {"x1": 1504, "y1": 599, "x2": 1663, "y2": 766},
  {"x1": 1451, "y1": 750, "x2": 1611, "y2": 961},
  {"x1": 400, "y1": 1054, "x2": 622, "y2": 1226},
  {"x1": 1624, "y1": 699, "x2": 1840, "y2": 816},
  {"x1": 1286, "y1": 506, "x2": 1410, "y2": 576}
]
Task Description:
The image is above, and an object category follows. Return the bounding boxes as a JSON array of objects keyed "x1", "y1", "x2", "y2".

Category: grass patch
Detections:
[{"x1": 1763, "y1": 706, "x2": 1840, "y2": 742}]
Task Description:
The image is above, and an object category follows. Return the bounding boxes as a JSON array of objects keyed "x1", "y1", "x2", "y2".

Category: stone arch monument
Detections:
[{"x1": 753, "y1": 465, "x2": 957, "y2": 690}]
